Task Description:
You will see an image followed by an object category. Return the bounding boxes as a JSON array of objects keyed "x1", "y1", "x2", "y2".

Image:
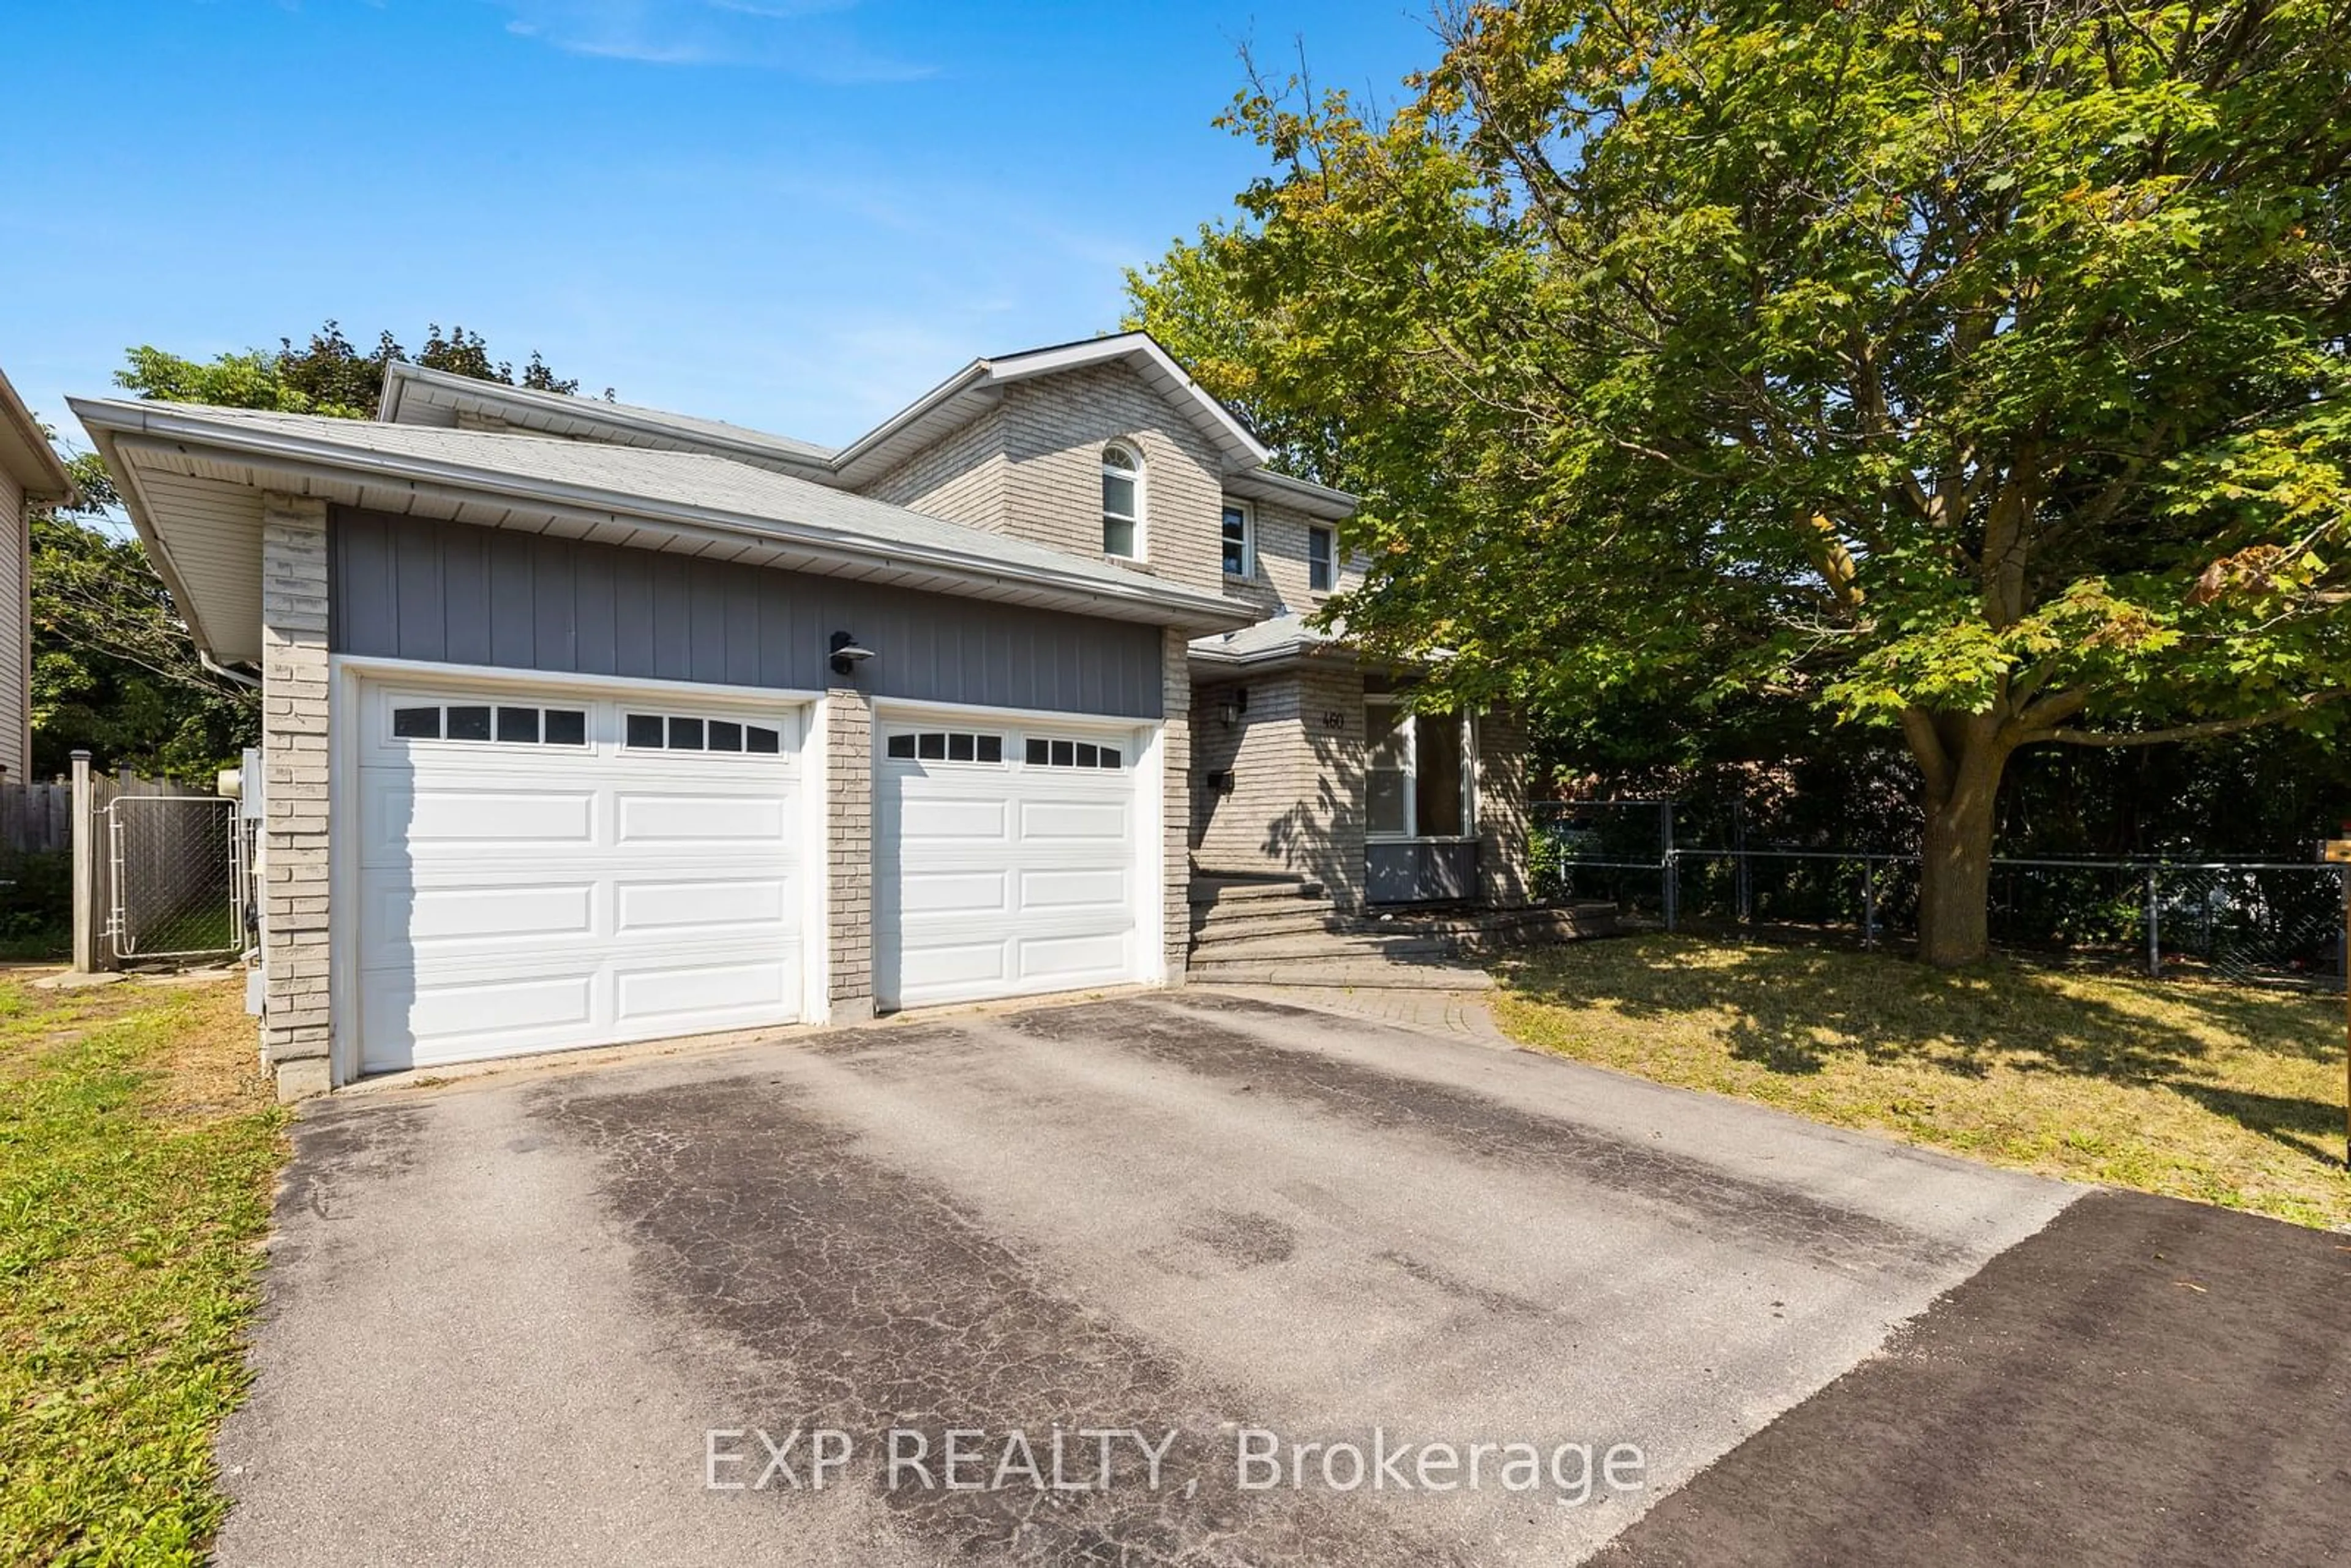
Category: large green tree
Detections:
[
  {"x1": 36, "y1": 324, "x2": 593, "y2": 775},
  {"x1": 1130, "y1": 0, "x2": 2351, "y2": 964}
]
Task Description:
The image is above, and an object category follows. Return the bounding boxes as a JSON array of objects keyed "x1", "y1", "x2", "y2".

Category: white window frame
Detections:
[
  {"x1": 1101, "y1": 442, "x2": 1146, "y2": 561},
  {"x1": 1220, "y1": 499, "x2": 1253, "y2": 578},
  {"x1": 1307, "y1": 525, "x2": 1337, "y2": 593},
  {"x1": 1363, "y1": 697, "x2": 1477, "y2": 842}
]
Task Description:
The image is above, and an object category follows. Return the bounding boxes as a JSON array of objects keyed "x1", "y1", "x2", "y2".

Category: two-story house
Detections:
[{"x1": 74, "y1": 332, "x2": 1531, "y2": 1098}]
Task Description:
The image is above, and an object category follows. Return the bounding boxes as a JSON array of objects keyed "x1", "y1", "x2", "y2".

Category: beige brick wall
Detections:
[
  {"x1": 1161, "y1": 628, "x2": 1191, "y2": 981},
  {"x1": 994, "y1": 362, "x2": 1226, "y2": 595},
  {"x1": 260, "y1": 494, "x2": 332, "y2": 1099},
  {"x1": 1296, "y1": 663, "x2": 1369, "y2": 910},
  {"x1": 1477, "y1": 707, "x2": 1532, "y2": 908},
  {"x1": 861, "y1": 407, "x2": 1008, "y2": 528},
  {"x1": 825, "y1": 683, "x2": 876, "y2": 1019},
  {"x1": 1190, "y1": 662, "x2": 1368, "y2": 910},
  {"x1": 1219, "y1": 497, "x2": 1360, "y2": 619}
]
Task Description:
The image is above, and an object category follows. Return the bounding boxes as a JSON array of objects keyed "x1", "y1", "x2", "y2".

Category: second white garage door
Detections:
[
  {"x1": 354, "y1": 678, "x2": 811, "y2": 1073},
  {"x1": 876, "y1": 716, "x2": 1152, "y2": 1010}
]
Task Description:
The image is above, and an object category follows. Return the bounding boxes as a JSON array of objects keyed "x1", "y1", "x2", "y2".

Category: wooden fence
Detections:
[{"x1": 0, "y1": 777, "x2": 73, "y2": 853}]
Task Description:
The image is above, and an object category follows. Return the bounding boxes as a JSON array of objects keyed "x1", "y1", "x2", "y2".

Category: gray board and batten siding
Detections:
[{"x1": 328, "y1": 507, "x2": 1165, "y2": 718}]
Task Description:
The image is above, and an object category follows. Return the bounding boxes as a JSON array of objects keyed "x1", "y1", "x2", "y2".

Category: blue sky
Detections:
[{"x1": 1, "y1": 1, "x2": 1440, "y2": 455}]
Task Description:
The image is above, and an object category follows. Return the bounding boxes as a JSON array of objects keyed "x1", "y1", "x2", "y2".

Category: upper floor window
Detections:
[
  {"x1": 1308, "y1": 525, "x2": 1337, "y2": 592},
  {"x1": 1101, "y1": 443, "x2": 1142, "y2": 558},
  {"x1": 1220, "y1": 501, "x2": 1252, "y2": 576}
]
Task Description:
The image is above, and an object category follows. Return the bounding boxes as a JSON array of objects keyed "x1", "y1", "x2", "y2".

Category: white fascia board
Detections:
[
  {"x1": 73, "y1": 399, "x2": 1257, "y2": 635},
  {"x1": 1223, "y1": 467, "x2": 1358, "y2": 520},
  {"x1": 375, "y1": 364, "x2": 416, "y2": 424},
  {"x1": 0, "y1": 370, "x2": 75, "y2": 501}
]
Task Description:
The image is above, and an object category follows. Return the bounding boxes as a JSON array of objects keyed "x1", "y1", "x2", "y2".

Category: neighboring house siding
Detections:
[
  {"x1": 329, "y1": 507, "x2": 1166, "y2": 719},
  {"x1": 995, "y1": 362, "x2": 1226, "y2": 596},
  {"x1": 861, "y1": 408, "x2": 1008, "y2": 529},
  {"x1": 1191, "y1": 662, "x2": 1368, "y2": 910},
  {"x1": 0, "y1": 470, "x2": 24, "y2": 777}
]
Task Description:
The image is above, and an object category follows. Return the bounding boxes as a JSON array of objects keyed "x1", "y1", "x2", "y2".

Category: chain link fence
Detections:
[
  {"x1": 1534, "y1": 800, "x2": 2349, "y2": 989},
  {"x1": 106, "y1": 794, "x2": 246, "y2": 962}
]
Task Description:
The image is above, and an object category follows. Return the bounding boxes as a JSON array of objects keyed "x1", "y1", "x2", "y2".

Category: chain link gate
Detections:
[{"x1": 105, "y1": 794, "x2": 248, "y2": 962}]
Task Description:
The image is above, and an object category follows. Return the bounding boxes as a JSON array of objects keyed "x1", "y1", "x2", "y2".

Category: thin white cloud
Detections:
[{"x1": 489, "y1": 0, "x2": 934, "y2": 81}]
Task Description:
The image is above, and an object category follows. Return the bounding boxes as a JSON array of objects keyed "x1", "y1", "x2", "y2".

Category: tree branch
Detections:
[{"x1": 2047, "y1": 689, "x2": 2350, "y2": 747}]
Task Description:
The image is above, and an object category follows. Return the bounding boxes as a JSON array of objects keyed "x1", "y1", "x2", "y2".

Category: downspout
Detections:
[{"x1": 200, "y1": 651, "x2": 262, "y2": 689}]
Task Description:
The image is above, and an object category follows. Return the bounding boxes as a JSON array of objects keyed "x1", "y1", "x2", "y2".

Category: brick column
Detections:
[
  {"x1": 825, "y1": 684, "x2": 875, "y2": 1021},
  {"x1": 260, "y1": 495, "x2": 332, "y2": 1099},
  {"x1": 1161, "y1": 628, "x2": 1192, "y2": 983},
  {"x1": 1477, "y1": 707, "x2": 1532, "y2": 909}
]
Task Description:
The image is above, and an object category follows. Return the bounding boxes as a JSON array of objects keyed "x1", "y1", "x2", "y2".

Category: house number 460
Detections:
[{"x1": 1319, "y1": 710, "x2": 1346, "y2": 730}]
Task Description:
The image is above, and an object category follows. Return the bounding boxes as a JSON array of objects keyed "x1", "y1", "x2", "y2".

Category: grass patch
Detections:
[
  {"x1": 1496, "y1": 934, "x2": 2351, "y2": 1231},
  {"x1": 0, "y1": 975, "x2": 286, "y2": 1564}
]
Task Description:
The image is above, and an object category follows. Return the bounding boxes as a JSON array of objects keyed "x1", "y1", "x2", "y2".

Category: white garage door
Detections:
[
  {"x1": 354, "y1": 679, "x2": 809, "y2": 1073},
  {"x1": 876, "y1": 717, "x2": 1152, "y2": 1010}
]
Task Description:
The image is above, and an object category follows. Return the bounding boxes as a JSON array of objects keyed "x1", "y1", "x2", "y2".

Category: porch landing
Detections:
[{"x1": 1185, "y1": 873, "x2": 1619, "y2": 989}]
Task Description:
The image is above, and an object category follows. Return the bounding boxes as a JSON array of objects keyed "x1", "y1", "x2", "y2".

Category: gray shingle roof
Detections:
[
  {"x1": 383, "y1": 362, "x2": 839, "y2": 465},
  {"x1": 107, "y1": 400, "x2": 1240, "y2": 618},
  {"x1": 1190, "y1": 610, "x2": 1348, "y2": 663}
]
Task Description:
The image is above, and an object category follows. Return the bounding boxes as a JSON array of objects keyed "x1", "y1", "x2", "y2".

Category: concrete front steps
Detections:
[{"x1": 1185, "y1": 872, "x2": 1619, "y2": 990}]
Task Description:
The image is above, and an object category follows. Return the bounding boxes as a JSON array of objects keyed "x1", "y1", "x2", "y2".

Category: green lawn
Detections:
[
  {"x1": 0, "y1": 974, "x2": 286, "y2": 1565},
  {"x1": 1496, "y1": 934, "x2": 2351, "y2": 1231}
]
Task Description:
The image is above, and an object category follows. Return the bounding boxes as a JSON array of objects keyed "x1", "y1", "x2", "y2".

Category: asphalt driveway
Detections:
[{"x1": 214, "y1": 991, "x2": 2091, "y2": 1564}]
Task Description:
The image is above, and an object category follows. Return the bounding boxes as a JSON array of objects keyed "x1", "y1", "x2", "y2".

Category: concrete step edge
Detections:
[{"x1": 1187, "y1": 965, "x2": 1493, "y2": 992}]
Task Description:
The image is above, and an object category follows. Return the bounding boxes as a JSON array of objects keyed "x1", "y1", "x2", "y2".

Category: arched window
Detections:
[{"x1": 1101, "y1": 443, "x2": 1142, "y2": 559}]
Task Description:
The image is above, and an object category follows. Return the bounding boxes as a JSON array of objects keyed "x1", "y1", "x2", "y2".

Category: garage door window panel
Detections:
[
  {"x1": 886, "y1": 730, "x2": 1006, "y2": 765},
  {"x1": 390, "y1": 700, "x2": 587, "y2": 749},
  {"x1": 626, "y1": 711, "x2": 786, "y2": 756},
  {"x1": 1024, "y1": 736, "x2": 1121, "y2": 769}
]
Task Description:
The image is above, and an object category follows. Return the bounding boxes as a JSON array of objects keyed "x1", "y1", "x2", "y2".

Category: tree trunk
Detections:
[{"x1": 1914, "y1": 735, "x2": 2011, "y2": 967}]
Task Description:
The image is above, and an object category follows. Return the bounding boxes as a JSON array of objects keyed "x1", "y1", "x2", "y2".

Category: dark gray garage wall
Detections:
[{"x1": 329, "y1": 508, "x2": 1164, "y2": 718}]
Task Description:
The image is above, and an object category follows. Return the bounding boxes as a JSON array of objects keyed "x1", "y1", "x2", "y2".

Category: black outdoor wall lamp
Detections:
[{"x1": 830, "y1": 631, "x2": 876, "y2": 678}]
